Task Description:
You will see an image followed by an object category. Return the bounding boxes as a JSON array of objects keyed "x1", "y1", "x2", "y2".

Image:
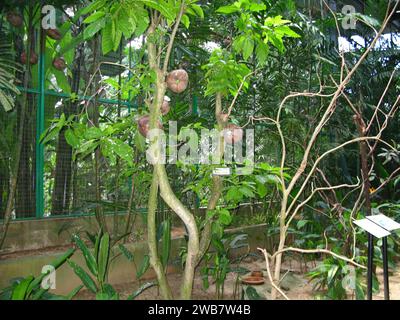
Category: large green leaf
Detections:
[
  {"x1": 118, "y1": 244, "x2": 134, "y2": 262},
  {"x1": 53, "y1": 69, "x2": 71, "y2": 94},
  {"x1": 242, "y1": 37, "x2": 255, "y2": 60},
  {"x1": 136, "y1": 255, "x2": 150, "y2": 279},
  {"x1": 94, "y1": 229, "x2": 103, "y2": 262},
  {"x1": 108, "y1": 138, "x2": 133, "y2": 165},
  {"x1": 101, "y1": 20, "x2": 115, "y2": 55},
  {"x1": 138, "y1": 0, "x2": 175, "y2": 20},
  {"x1": 67, "y1": 260, "x2": 98, "y2": 294},
  {"x1": 65, "y1": 129, "x2": 80, "y2": 148},
  {"x1": 11, "y1": 276, "x2": 34, "y2": 300},
  {"x1": 245, "y1": 286, "x2": 263, "y2": 300},
  {"x1": 217, "y1": 5, "x2": 240, "y2": 14},
  {"x1": 26, "y1": 248, "x2": 75, "y2": 296},
  {"x1": 72, "y1": 234, "x2": 98, "y2": 276},
  {"x1": 218, "y1": 209, "x2": 232, "y2": 226},
  {"x1": 84, "y1": 126, "x2": 103, "y2": 140},
  {"x1": 83, "y1": 11, "x2": 106, "y2": 24},
  {"x1": 84, "y1": 17, "x2": 106, "y2": 40},
  {"x1": 65, "y1": 285, "x2": 84, "y2": 300},
  {"x1": 117, "y1": 11, "x2": 136, "y2": 39},
  {"x1": 98, "y1": 233, "x2": 110, "y2": 283}
]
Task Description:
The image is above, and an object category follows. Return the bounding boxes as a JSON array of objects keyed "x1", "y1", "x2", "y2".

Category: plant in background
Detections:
[
  {"x1": 217, "y1": 0, "x2": 300, "y2": 64},
  {"x1": 201, "y1": 233, "x2": 250, "y2": 300},
  {"x1": 0, "y1": 249, "x2": 82, "y2": 300},
  {"x1": 68, "y1": 230, "x2": 153, "y2": 300},
  {"x1": 0, "y1": 39, "x2": 20, "y2": 112},
  {"x1": 308, "y1": 257, "x2": 368, "y2": 300}
]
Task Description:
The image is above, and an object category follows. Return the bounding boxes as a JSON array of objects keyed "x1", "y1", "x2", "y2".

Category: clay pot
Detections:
[
  {"x1": 46, "y1": 28, "x2": 62, "y2": 40},
  {"x1": 166, "y1": 69, "x2": 189, "y2": 93},
  {"x1": 251, "y1": 271, "x2": 263, "y2": 278},
  {"x1": 21, "y1": 51, "x2": 38, "y2": 65},
  {"x1": 223, "y1": 123, "x2": 243, "y2": 144},
  {"x1": 7, "y1": 12, "x2": 23, "y2": 27},
  {"x1": 137, "y1": 115, "x2": 163, "y2": 138},
  {"x1": 52, "y1": 57, "x2": 66, "y2": 70},
  {"x1": 160, "y1": 96, "x2": 171, "y2": 115},
  {"x1": 241, "y1": 276, "x2": 265, "y2": 285}
]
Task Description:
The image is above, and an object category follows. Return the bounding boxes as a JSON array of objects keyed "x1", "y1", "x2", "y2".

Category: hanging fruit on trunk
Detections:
[
  {"x1": 223, "y1": 123, "x2": 243, "y2": 144},
  {"x1": 166, "y1": 69, "x2": 189, "y2": 93},
  {"x1": 53, "y1": 57, "x2": 66, "y2": 70},
  {"x1": 7, "y1": 12, "x2": 23, "y2": 27},
  {"x1": 161, "y1": 96, "x2": 171, "y2": 115},
  {"x1": 45, "y1": 28, "x2": 62, "y2": 40},
  {"x1": 138, "y1": 115, "x2": 163, "y2": 138},
  {"x1": 21, "y1": 51, "x2": 38, "y2": 65}
]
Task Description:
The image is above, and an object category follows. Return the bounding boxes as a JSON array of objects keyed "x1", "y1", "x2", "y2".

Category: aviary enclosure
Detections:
[{"x1": 0, "y1": 0, "x2": 399, "y2": 302}]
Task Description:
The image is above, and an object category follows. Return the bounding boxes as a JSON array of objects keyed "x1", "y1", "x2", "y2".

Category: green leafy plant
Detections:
[
  {"x1": 217, "y1": 0, "x2": 300, "y2": 64},
  {"x1": 0, "y1": 39, "x2": 20, "y2": 112},
  {"x1": 69, "y1": 231, "x2": 152, "y2": 300},
  {"x1": 0, "y1": 249, "x2": 82, "y2": 300},
  {"x1": 201, "y1": 233, "x2": 250, "y2": 299}
]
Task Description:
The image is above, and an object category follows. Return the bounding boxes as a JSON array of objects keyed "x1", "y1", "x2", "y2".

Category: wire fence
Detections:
[{"x1": 0, "y1": 32, "x2": 140, "y2": 220}]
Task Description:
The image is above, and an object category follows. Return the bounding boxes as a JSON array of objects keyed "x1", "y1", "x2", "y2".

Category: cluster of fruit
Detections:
[
  {"x1": 137, "y1": 69, "x2": 243, "y2": 144},
  {"x1": 7, "y1": 11, "x2": 66, "y2": 70},
  {"x1": 137, "y1": 69, "x2": 189, "y2": 137}
]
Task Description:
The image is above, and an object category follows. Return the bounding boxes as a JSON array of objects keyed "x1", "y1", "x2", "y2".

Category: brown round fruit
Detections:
[
  {"x1": 137, "y1": 115, "x2": 163, "y2": 138},
  {"x1": 53, "y1": 57, "x2": 66, "y2": 70},
  {"x1": 160, "y1": 96, "x2": 170, "y2": 115},
  {"x1": 223, "y1": 124, "x2": 243, "y2": 144},
  {"x1": 166, "y1": 69, "x2": 189, "y2": 94},
  {"x1": 46, "y1": 28, "x2": 62, "y2": 40},
  {"x1": 21, "y1": 51, "x2": 38, "y2": 65},
  {"x1": 7, "y1": 12, "x2": 23, "y2": 28}
]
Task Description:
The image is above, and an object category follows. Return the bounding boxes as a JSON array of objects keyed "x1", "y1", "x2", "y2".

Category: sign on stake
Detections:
[{"x1": 354, "y1": 214, "x2": 400, "y2": 300}]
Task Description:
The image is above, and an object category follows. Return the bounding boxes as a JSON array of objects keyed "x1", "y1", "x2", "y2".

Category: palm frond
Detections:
[{"x1": 0, "y1": 38, "x2": 21, "y2": 112}]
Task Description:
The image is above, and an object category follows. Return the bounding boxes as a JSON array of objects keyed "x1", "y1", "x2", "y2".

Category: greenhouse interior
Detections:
[{"x1": 0, "y1": 0, "x2": 400, "y2": 304}]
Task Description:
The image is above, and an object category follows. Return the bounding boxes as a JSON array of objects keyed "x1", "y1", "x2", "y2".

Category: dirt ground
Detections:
[{"x1": 74, "y1": 255, "x2": 400, "y2": 300}]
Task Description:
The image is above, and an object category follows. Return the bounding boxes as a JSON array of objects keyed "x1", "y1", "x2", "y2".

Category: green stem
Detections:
[
  {"x1": 146, "y1": 10, "x2": 199, "y2": 299},
  {"x1": 198, "y1": 93, "x2": 224, "y2": 262}
]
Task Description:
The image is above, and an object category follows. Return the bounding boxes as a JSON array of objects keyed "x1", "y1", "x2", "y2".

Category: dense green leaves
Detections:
[
  {"x1": 0, "y1": 41, "x2": 21, "y2": 112},
  {"x1": 202, "y1": 49, "x2": 251, "y2": 97},
  {"x1": 217, "y1": 0, "x2": 300, "y2": 64}
]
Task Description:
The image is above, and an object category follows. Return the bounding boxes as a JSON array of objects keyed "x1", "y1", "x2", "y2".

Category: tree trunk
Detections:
[
  {"x1": 51, "y1": 41, "x2": 84, "y2": 215},
  {"x1": 147, "y1": 170, "x2": 173, "y2": 299},
  {"x1": 146, "y1": 20, "x2": 199, "y2": 299}
]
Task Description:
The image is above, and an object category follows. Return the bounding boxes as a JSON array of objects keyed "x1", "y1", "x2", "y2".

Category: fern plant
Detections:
[{"x1": 0, "y1": 38, "x2": 21, "y2": 112}]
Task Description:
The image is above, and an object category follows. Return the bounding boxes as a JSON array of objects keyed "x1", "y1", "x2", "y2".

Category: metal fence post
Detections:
[{"x1": 35, "y1": 27, "x2": 45, "y2": 218}]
